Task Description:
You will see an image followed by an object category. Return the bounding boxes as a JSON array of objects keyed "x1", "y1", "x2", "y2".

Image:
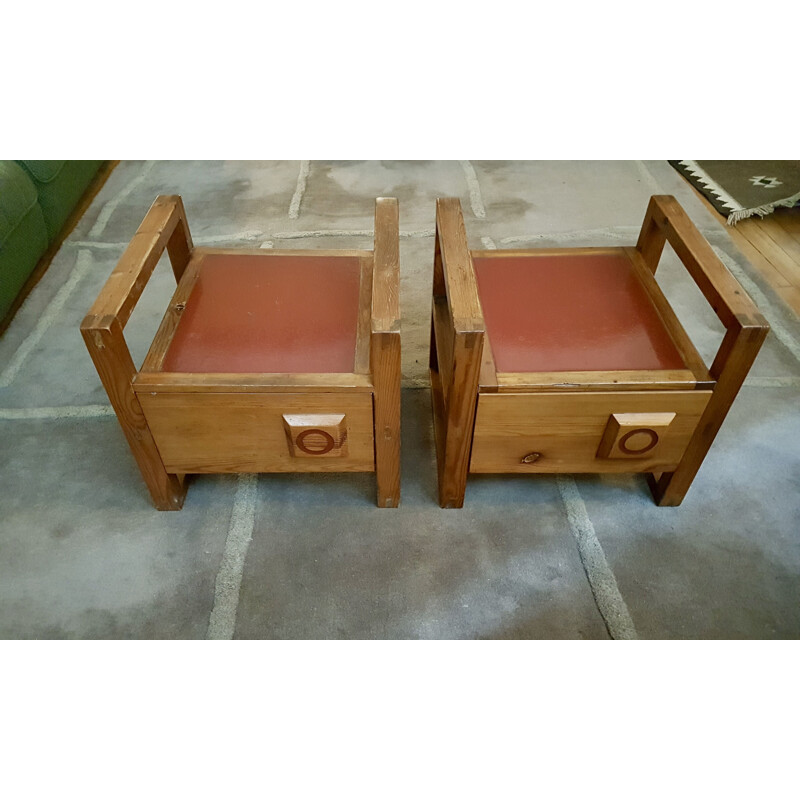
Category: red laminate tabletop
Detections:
[
  {"x1": 473, "y1": 252, "x2": 687, "y2": 373},
  {"x1": 162, "y1": 253, "x2": 362, "y2": 373}
]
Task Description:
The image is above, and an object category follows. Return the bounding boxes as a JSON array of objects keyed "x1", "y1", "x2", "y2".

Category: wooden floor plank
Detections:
[
  {"x1": 678, "y1": 173, "x2": 800, "y2": 318},
  {"x1": 775, "y1": 286, "x2": 800, "y2": 316}
]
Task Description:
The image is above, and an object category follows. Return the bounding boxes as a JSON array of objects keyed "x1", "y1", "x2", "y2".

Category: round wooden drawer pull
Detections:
[{"x1": 521, "y1": 452, "x2": 542, "y2": 464}]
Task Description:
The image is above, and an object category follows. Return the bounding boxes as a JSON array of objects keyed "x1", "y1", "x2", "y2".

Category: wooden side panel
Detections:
[
  {"x1": 371, "y1": 197, "x2": 401, "y2": 507},
  {"x1": 650, "y1": 323, "x2": 768, "y2": 505},
  {"x1": 139, "y1": 393, "x2": 375, "y2": 473},
  {"x1": 81, "y1": 315, "x2": 186, "y2": 510},
  {"x1": 435, "y1": 198, "x2": 484, "y2": 332},
  {"x1": 470, "y1": 391, "x2": 711, "y2": 474},
  {"x1": 86, "y1": 195, "x2": 192, "y2": 328}
]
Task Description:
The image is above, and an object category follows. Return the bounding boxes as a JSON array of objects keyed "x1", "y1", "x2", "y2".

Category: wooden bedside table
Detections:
[
  {"x1": 430, "y1": 195, "x2": 769, "y2": 508},
  {"x1": 82, "y1": 196, "x2": 400, "y2": 510}
]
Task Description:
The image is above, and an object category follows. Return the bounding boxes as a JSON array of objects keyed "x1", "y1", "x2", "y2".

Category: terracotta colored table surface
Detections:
[
  {"x1": 162, "y1": 254, "x2": 362, "y2": 373},
  {"x1": 473, "y1": 253, "x2": 687, "y2": 373}
]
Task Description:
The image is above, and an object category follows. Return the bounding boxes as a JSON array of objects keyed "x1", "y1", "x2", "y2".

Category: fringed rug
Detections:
[{"x1": 670, "y1": 160, "x2": 800, "y2": 225}]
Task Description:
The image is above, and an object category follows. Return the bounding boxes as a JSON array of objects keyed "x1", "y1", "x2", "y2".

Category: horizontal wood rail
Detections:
[
  {"x1": 636, "y1": 195, "x2": 770, "y2": 505},
  {"x1": 80, "y1": 195, "x2": 193, "y2": 510}
]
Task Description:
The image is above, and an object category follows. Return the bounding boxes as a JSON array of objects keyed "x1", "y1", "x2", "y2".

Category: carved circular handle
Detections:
[
  {"x1": 521, "y1": 452, "x2": 542, "y2": 464},
  {"x1": 618, "y1": 428, "x2": 659, "y2": 455},
  {"x1": 296, "y1": 429, "x2": 336, "y2": 455}
]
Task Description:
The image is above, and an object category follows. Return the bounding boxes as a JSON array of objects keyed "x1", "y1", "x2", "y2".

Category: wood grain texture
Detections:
[
  {"x1": 596, "y1": 412, "x2": 676, "y2": 459},
  {"x1": 494, "y1": 369, "x2": 699, "y2": 392},
  {"x1": 624, "y1": 247, "x2": 714, "y2": 386},
  {"x1": 634, "y1": 195, "x2": 770, "y2": 505},
  {"x1": 680, "y1": 179, "x2": 800, "y2": 316},
  {"x1": 372, "y1": 198, "x2": 400, "y2": 333},
  {"x1": 371, "y1": 330, "x2": 401, "y2": 507},
  {"x1": 470, "y1": 391, "x2": 710, "y2": 474},
  {"x1": 139, "y1": 392, "x2": 375, "y2": 473},
  {"x1": 435, "y1": 198, "x2": 484, "y2": 332},
  {"x1": 134, "y1": 372, "x2": 374, "y2": 393},
  {"x1": 429, "y1": 199, "x2": 487, "y2": 507},
  {"x1": 435, "y1": 329, "x2": 484, "y2": 507},
  {"x1": 81, "y1": 315, "x2": 186, "y2": 509},
  {"x1": 86, "y1": 195, "x2": 192, "y2": 328},
  {"x1": 354, "y1": 255, "x2": 374, "y2": 374},
  {"x1": 371, "y1": 198, "x2": 401, "y2": 507},
  {"x1": 141, "y1": 252, "x2": 206, "y2": 373},
  {"x1": 283, "y1": 414, "x2": 349, "y2": 458},
  {"x1": 637, "y1": 195, "x2": 767, "y2": 329},
  {"x1": 650, "y1": 322, "x2": 768, "y2": 505}
]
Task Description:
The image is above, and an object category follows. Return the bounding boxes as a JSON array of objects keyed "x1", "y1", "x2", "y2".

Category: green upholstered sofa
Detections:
[{"x1": 0, "y1": 160, "x2": 104, "y2": 326}]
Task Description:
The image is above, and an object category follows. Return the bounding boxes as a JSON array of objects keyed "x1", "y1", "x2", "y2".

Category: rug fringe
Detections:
[{"x1": 727, "y1": 190, "x2": 800, "y2": 225}]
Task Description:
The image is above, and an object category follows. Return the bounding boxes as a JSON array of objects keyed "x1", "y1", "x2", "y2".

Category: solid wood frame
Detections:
[
  {"x1": 82, "y1": 195, "x2": 401, "y2": 509},
  {"x1": 430, "y1": 195, "x2": 769, "y2": 508}
]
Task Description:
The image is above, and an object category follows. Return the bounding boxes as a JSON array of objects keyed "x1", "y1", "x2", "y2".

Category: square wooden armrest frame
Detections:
[
  {"x1": 81, "y1": 195, "x2": 401, "y2": 510},
  {"x1": 430, "y1": 195, "x2": 769, "y2": 508}
]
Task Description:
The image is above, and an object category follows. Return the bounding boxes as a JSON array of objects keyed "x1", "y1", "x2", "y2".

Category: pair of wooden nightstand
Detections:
[{"x1": 82, "y1": 194, "x2": 768, "y2": 509}]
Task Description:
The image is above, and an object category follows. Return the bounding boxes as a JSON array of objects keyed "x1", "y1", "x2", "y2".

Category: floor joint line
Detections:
[
  {"x1": 459, "y1": 160, "x2": 486, "y2": 219},
  {"x1": 0, "y1": 249, "x2": 95, "y2": 388},
  {"x1": 289, "y1": 160, "x2": 310, "y2": 219},
  {"x1": 89, "y1": 160, "x2": 155, "y2": 238},
  {"x1": 556, "y1": 476, "x2": 638, "y2": 640},
  {"x1": 206, "y1": 474, "x2": 259, "y2": 640}
]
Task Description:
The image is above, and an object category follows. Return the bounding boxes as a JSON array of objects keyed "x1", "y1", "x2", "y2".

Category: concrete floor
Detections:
[{"x1": 1, "y1": 160, "x2": 798, "y2": 639}]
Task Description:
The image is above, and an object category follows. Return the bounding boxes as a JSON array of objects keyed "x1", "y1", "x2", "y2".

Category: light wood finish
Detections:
[
  {"x1": 435, "y1": 198, "x2": 484, "y2": 333},
  {"x1": 84, "y1": 196, "x2": 401, "y2": 508},
  {"x1": 283, "y1": 414, "x2": 349, "y2": 458},
  {"x1": 134, "y1": 372, "x2": 374, "y2": 393},
  {"x1": 354, "y1": 256, "x2": 374, "y2": 374},
  {"x1": 635, "y1": 196, "x2": 766, "y2": 330},
  {"x1": 635, "y1": 196, "x2": 770, "y2": 505},
  {"x1": 86, "y1": 195, "x2": 193, "y2": 328},
  {"x1": 596, "y1": 412, "x2": 677, "y2": 459},
  {"x1": 139, "y1": 393, "x2": 374, "y2": 473},
  {"x1": 81, "y1": 316, "x2": 186, "y2": 510},
  {"x1": 371, "y1": 198, "x2": 402, "y2": 507},
  {"x1": 493, "y1": 369, "x2": 699, "y2": 393},
  {"x1": 470, "y1": 392, "x2": 709, "y2": 474},
  {"x1": 81, "y1": 194, "x2": 193, "y2": 510},
  {"x1": 730, "y1": 210, "x2": 800, "y2": 316},
  {"x1": 430, "y1": 198, "x2": 485, "y2": 508},
  {"x1": 430, "y1": 193, "x2": 769, "y2": 507},
  {"x1": 623, "y1": 247, "x2": 714, "y2": 386},
  {"x1": 680, "y1": 176, "x2": 800, "y2": 318},
  {"x1": 141, "y1": 251, "x2": 206, "y2": 373}
]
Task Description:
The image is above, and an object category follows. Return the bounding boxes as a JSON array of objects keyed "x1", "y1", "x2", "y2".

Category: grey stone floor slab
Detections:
[
  {"x1": 574, "y1": 386, "x2": 800, "y2": 639},
  {"x1": 235, "y1": 390, "x2": 609, "y2": 639},
  {"x1": 0, "y1": 417, "x2": 233, "y2": 639}
]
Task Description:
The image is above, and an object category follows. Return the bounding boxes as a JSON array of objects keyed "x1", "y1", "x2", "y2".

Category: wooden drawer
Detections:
[
  {"x1": 469, "y1": 390, "x2": 711, "y2": 474},
  {"x1": 138, "y1": 392, "x2": 375, "y2": 473}
]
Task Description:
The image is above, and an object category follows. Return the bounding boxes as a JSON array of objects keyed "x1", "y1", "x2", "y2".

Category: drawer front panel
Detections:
[
  {"x1": 139, "y1": 392, "x2": 374, "y2": 473},
  {"x1": 470, "y1": 391, "x2": 711, "y2": 474}
]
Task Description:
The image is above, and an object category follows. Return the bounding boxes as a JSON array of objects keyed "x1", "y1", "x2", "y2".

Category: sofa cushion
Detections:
[
  {"x1": 0, "y1": 161, "x2": 49, "y2": 322},
  {"x1": 17, "y1": 160, "x2": 66, "y2": 184},
  {"x1": 17, "y1": 160, "x2": 103, "y2": 242},
  {"x1": 0, "y1": 161, "x2": 41, "y2": 246}
]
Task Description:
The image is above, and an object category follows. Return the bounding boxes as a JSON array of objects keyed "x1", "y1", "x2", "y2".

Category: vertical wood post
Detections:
[
  {"x1": 640, "y1": 195, "x2": 770, "y2": 505},
  {"x1": 431, "y1": 199, "x2": 485, "y2": 508},
  {"x1": 81, "y1": 315, "x2": 186, "y2": 509},
  {"x1": 81, "y1": 195, "x2": 193, "y2": 509},
  {"x1": 371, "y1": 198, "x2": 401, "y2": 508}
]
